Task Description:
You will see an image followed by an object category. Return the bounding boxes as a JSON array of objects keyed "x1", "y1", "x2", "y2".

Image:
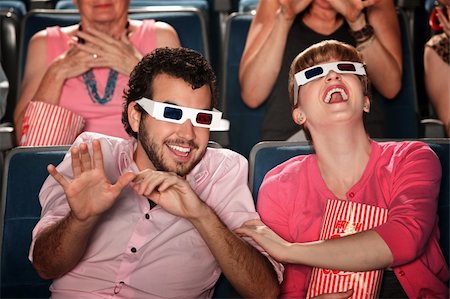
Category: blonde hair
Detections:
[{"x1": 288, "y1": 40, "x2": 370, "y2": 107}]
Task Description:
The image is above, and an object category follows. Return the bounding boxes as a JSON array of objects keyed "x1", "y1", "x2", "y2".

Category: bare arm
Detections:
[
  {"x1": 155, "y1": 21, "x2": 181, "y2": 48},
  {"x1": 14, "y1": 28, "x2": 95, "y2": 141},
  {"x1": 236, "y1": 219, "x2": 393, "y2": 272},
  {"x1": 239, "y1": 0, "x2": 312, "y2": 108},
  {"x1": 133, "y1": 170, "x2": 279, "y2": 298},
  {"x1": 191, "y1": 208, "x2": 279, "y2": 298},
  {"x1": 32, "y1": 141, "x2": 136, "y2": 279},
  {"x1": 424, "y1": 6, "x2": 450, "y2": 136},
  {"x1": 424, "y1": 45, "x2": 450, "y2": 136},
  {"x1": 329, "y1": 0, "x2": 402, "y2": 99},
  {"x1": 361, "y1": 0, "x2": 402, "y2": 99},
  {"x1": 32, "y1": 211, "x2": 99, "y2": 279}
]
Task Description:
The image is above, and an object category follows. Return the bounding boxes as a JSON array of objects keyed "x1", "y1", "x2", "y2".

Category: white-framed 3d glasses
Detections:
[
  {"x1": 135, "y1": 97, "x2": 229, "y2": 131},
  {"x1": 293, "y1": 61, "x2": 366, "y2": 105}
]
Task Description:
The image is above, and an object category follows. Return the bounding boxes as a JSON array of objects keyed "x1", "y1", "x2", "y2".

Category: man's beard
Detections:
[{"x1": 138, "y1": 118, "x2": 205, "y2": 177}]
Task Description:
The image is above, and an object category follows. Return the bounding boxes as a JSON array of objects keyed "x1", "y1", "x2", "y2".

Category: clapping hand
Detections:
[
  {"x1": 75, "y1": 27, "x2": 143, "y2": 75},
  {"x1": 47, "y1": 140, "x2": 136, "y2": 222},
  {"x1": 326, "y1": 0, "x2": 381, "y2": 23},
  {"x1": 278, "y1": 0, "x2": 313, "y2": 21},
  {"x1": 436, "y1": 5, "x2": 450, "y2": 37}
]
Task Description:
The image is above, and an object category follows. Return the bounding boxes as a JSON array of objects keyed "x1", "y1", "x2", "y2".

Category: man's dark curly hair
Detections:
[{"x1": 122, "y1": 47, "x2": 218, "y2": 138}]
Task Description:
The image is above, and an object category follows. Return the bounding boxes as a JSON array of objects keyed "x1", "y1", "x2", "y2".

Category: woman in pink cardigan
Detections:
[{"x1": 236, "y1": 40, "x2": 448, "y2": 298}]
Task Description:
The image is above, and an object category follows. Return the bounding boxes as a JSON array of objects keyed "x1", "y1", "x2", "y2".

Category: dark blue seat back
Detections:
[
  {"x1": 221, "y1": 12, "x2": 266, "y2": 158},
  {"x1": 54, "y1": 0, "x2": 209, "y2": 16},
  {"x1": 0, "y1": 1, "x2": 26, "y2": 16},
  {"x1": 239, "y1": 0, "x2": 259, "y2": 12},
  {"x1": 0, "y1": 146, "x2": 68, "y2": 298},
  {"x1": 238, "y1": 0, "x2": 258, "y2": 12},
  {"x1": 249, "y1": 141, "x2": 313, "y2": 200},
  {"x1": 377, "y1": 9, "x2": 420, "y2": 138},
  {"x1": 18, "y1": 7, "x2": 209, "y2": 90},
  {"x1": 249, "y1": 139, "x2": 450, "y2": 265}
]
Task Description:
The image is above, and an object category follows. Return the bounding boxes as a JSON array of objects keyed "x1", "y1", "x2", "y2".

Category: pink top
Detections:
[
  {"x1": 46, "y1": 20, "x2": 157, "y2": 139},
  {"x1": 258, "y1": 140, "x2": 449, "y2": 298},
  {"x1": 29, "y1": 132, "x2": 283, "y2": 299}
]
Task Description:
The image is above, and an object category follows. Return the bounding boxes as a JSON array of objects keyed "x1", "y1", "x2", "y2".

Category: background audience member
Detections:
[
  {"x1": 14, "y1": 0, "x2": 180, "y2": 146},
  {"x1": 236, "y1": 40, "x2": 448, "y2": 298},
  {"x1": 424, "y1": 0, "x2": 450, "y2": 136},
  {"x1": 29, "y1": 47, "x2": 281, "y2": 298},
  {"x1": 239, "y1": 0, "x2": 402, "y2": 141}
]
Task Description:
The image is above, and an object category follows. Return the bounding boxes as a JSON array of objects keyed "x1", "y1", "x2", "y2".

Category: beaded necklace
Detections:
[{"x1": 78, "y1": 22, "x2": 129, "y2": 105}]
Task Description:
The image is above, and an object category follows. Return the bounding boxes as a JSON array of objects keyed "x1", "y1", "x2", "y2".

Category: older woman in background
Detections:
[{"x1": 14, "y1": 0, "x2": 180, "y2": 145}]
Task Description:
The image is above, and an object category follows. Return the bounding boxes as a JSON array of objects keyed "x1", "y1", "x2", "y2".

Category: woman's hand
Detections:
[
  {"x1": 326, "y1": 0, "x2": 381, "y2": 24},
  {"x1": 437, "y1": 5, "x2": 450, "y2": 37},
  {"x1": 75, "y1": 27, "x2": 143, "y2": 75},
  {"x1": 50, "y1": 44, "x2": 96, "y2": 80},
  {"x1": 278, "y1": 0, "x2": 313, "y2": 21},
  {"x1": 235, "y1": 219, "x2": 292, "y2": 263},
  {"x1": 312, "y1": 290, "x2": 354, "y2": 299}
]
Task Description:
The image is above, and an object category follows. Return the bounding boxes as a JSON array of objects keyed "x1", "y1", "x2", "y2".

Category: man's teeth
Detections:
[
  {"x1": 324, "y1": 88, "x2": 349, "y2": 103},
  {"x1": 168, "y1": 145, "x2": 191, "y2": 153}
]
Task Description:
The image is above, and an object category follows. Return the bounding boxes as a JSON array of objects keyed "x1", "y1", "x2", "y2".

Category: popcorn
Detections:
[{"x1": 306, "y1": 199, "x2": 388, "y2": 299}]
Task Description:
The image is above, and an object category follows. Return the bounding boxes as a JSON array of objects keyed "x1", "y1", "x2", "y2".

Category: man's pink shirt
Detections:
[{"x1": 29, "y1": 132, "x2": 283, "y2": 298}]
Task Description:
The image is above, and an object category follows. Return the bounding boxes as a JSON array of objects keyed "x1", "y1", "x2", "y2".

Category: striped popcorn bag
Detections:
[
  {"x1": 20, "y1": 101, "x2": 85, "y2": 146},
  {"x1": 306, "y1": 199, "x2": 388, "y2": 299}
]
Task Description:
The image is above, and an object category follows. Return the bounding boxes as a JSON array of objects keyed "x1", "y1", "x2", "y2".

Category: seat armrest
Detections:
[
  {"x1": 420, "y1": 118, "x2": 446, "y2": 138},
  {"x1": 0, "y1": 124, "x2": 14, "y2": 151}
]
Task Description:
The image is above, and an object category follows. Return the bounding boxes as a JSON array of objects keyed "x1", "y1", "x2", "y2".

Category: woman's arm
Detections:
[
  {"x1": 155, "y1": 21, "x2": 181, "y2": 48},
  {"x1": 327, "y1": 0, "x2": 402, "y2": 99},
  {"x1": 14, "y1": 29, "x2": 94, "y2": 141},
  {"x1": 239, "y1": 0, "x2": 312, "y2": 108},
  {"x1": 236, "y1": 219, "x2": 393, "y2": 271},
  {"x1": 362, "y1": 0, "x2": 402, "y2": 99}
]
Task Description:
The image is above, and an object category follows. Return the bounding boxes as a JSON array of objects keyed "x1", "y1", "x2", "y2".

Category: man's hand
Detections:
[
  {"x1": 48, "y1": 140, "x2": 136, "y2": 222},
  {"x1": 132, "y1": 169, "x2": 209, "y2": 220}
]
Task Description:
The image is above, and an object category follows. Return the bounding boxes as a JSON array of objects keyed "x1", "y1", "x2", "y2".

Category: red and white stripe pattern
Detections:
[
  {"x1": 20, "y1": 101, "x2": 85, "y2": 146},
  {"x1": 307, "y1": 199, "x2": 388, "y2": 299}
]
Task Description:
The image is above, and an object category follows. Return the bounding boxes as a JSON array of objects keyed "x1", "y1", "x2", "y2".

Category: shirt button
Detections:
[
  {"x1": 348, "y1": 192, "x2": 355, "y2": 198},
  {"x1": 398, "y1": 270, "x2": 405, "y2": 276},
  {"x1": 131, "y1": 247, "x2": 137, "y2": 253},
  {"x1": 145, "y1": 213, "x2": 150, "y2": 219}
]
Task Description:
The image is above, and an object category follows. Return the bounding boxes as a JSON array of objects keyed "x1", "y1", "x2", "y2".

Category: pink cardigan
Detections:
[{"x1": 258, "y1": 140, "x2": 449, "y2": 298}]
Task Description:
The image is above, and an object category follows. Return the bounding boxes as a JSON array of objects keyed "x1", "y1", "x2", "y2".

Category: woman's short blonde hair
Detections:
[{"x1": 288, "y1": 40, "x2": 370, "y2": 107}]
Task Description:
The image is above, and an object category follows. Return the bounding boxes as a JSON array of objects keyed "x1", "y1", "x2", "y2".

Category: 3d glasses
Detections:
[
  {"x1": 135, "y1": 98, "x2": 229, "y2": 131},
  {"x1": 293, "y1": 61, "x2": 366, "y2": 105}
]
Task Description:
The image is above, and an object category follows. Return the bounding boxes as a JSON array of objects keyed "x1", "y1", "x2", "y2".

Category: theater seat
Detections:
[
  {"x1": 0, "y1": 1, "x2": 23, "y2": 124},
  {"x1": 249, "y1": 139, "x2": 450, "y2": 265},
  {"x1": 221, "y1": 12, "x2": 264, "y2": 158},
  {"x1": 0, "y1": 146, "x2": 68, "y2": 298}
]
